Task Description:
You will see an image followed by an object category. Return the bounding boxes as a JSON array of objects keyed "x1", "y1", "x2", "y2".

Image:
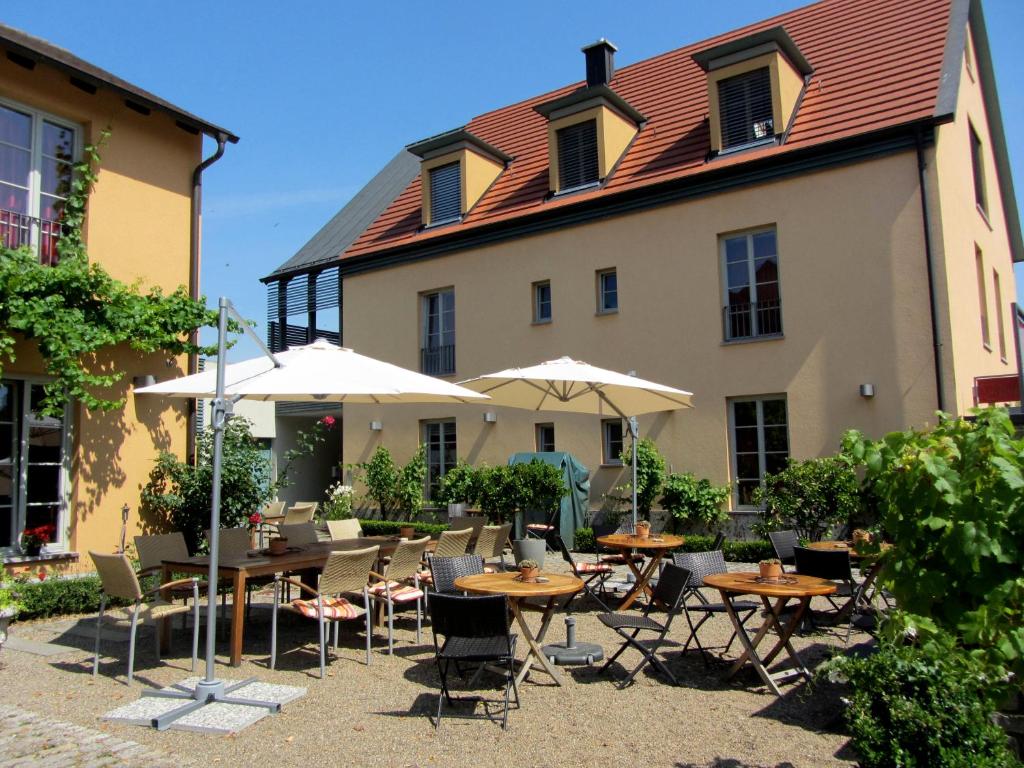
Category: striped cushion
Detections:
[
  {"x1": 291, "y1": 596, "x2": 360, "y2": 620},
  {"x1": 526, "y1": 523, "x2": 554, "y2": 532},
  {"x1": 483, "y1": 566, "x2": 497, "y2": 574},
  {"x1": 417, "y1": 570, "x2": 433, "y2": 586},
  {"x1": 369, "y1": 581, "x2": 424, "y2": 603},
  {"x1": 600, "y1": 553, "x2": 646, "y2": 564},
  {"x1": 575, "y1": 561, "x2": 613, "y2": 574}
]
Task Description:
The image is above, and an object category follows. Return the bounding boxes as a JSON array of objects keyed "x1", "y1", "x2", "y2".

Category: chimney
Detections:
[{"x1": 582, "y1": 39, "x2": 617, "y2": 87}]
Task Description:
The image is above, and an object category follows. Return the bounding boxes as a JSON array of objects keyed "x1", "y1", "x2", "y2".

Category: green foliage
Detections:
[
  {"x1": 357, "y1": 519, "x2": 449, "y2": 538},
  {"x1": 142, "y1": 418, "x2": 272, "y2": 553},
  {"x1": 354, "y1": 445, "x2": 427, "y2": 521},
  {"x1": 0, "y1": 583, "x2": 22, "y2": 614},
  {"x1": 477, "y1": 460, "x2": 565, "y2": 524},
  {"x1": 842, "y1": 408, "x2": 1024, "y2": 683},
  {"x1": 434, "y1": 460, "x2": 480, "y2": 506},
  {"x1": 753, "y1": 456, "x2": 861, "y2": 541},
  {"x1": 0, "y1": 130, "x2": 222, "y2": 417},
  {"x1": 321, "y1": 482, "x2": 354, "y2": 520},
  {"x1": 573, "y1": 527, "x2": 596, "y2": 553},
  {"x1": 11, "y1": 574, "x2": 130, "y2": 621},
  {"x1": 621, "y1": 438, "x2": 666, "y2": 517},
  {"x1": 660, "y1": 472, "x2": 730, "y2": 532},
  {"x1": 570, "y1": 529, "x2": 774, "y2": 561},
  {"x1": 825, "y1": 638, "x2": 1017, "y2": 768}
]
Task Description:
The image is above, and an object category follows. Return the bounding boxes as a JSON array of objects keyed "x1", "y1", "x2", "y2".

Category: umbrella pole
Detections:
[{"x1": 629, "y1": 416, "x2": 639, "y2": 528}]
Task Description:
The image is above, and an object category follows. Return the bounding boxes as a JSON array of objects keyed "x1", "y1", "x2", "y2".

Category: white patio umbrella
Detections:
[
  {"x1": 458, "y1": 356, "x2": 693, "y2": 526},
  {"x1": 133, "y1": 299, "x2": 487, "y2": 729}
]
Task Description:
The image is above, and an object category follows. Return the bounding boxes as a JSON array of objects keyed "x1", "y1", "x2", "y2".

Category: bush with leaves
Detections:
[
  {"x1": 434, "y1": 460, "x2": 479, "y2": 507},
  {"x1": 752, "y1": 456, "x2": 861, "y2": 541},
  {"x1": 353, "y1": 445, "x2": 427, "y2": 521},
  {"x1": 617, "y1": 437, "x2": 666, "y2": 519},
  {"x1": 660, "y1": 472, "x2": 730, "y2": 533},
  {"x1": 824, "y1": 635, "x2": 1017, "y2": 768},
  {"x1": 843, "y1": 408, "x2": 1024, "y2": 684},
  {"x1": 477, "y1": 460, "x2": 565, "y2": 524}
]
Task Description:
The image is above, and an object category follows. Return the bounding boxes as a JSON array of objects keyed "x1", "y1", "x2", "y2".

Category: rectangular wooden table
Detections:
[{"x1": 161, "y1": 536, "x2": 406, "y2": 667}]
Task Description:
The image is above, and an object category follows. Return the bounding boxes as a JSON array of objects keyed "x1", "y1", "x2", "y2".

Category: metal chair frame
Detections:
[{"x1": 556, "y1": 535, "x2": 614, "y2": 612}]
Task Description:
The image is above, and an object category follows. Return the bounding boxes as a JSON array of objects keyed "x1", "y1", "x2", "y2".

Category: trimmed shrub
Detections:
[
  {"x1": 357, "y1": 519, "x2": 449, "y2": 538},
  {"x1": 570, "y1": 528, "x2": 773, "y2": 562},
  {"x1": 13, "y1": 575, "x2": 131, "y2": 621},
  {"x1": 753, "y1": 455, "x2": 861, "y2": 541}
]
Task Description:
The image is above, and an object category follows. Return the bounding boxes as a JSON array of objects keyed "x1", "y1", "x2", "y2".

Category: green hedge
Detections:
[
  {"x1": 13, "y1": 575, "x2": 131, "y2": 622},
  {"x1": 357, "y1": 519, "x2": 449, "y2": 537},
  {"x1": 572, "y1": 528, "x2": 774, "y2": 562}
]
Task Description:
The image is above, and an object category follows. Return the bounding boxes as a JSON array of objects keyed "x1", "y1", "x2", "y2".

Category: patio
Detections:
[{"x1": 1, "y1": 558, "x2": 861, "y2": 768}]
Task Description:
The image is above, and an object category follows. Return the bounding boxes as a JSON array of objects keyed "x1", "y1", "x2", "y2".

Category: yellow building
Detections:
[
  {"x1": 0, "y1": 24, "x2": 236, "y2": 570},
  {"x1": 264, "y1": 0, "x2": 1020, "y2": 529}
]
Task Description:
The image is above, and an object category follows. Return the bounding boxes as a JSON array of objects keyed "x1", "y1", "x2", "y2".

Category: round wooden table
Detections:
[
  {"x1": 595, "y1": 533, "x2": 684, "y2": 611},
  {"x1": 703, "y1": 571, "x2": 837, "y2": 696},
  {"x1": 454, "y1": 571, "x2": 583, "y2": 687}
]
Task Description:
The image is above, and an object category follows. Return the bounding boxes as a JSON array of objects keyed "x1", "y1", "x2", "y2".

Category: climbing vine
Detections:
[{"x1": 0, "y1": 129, "x2": 222, "y2": 416}]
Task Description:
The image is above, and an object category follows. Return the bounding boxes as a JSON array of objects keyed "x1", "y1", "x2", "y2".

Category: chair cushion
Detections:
[
  {"x1": 575, "y1": 561, "x2": 613, "y2": 574},
  {"x1": 417, "y1": 570, "x2": 433, "y2": 585},
  {"x1": 105, "y1": 600, "x2": 190, "y2": 624},
  {"x1": 290, "y1": 596, "x2": 362, "y2": 620},
  {"x1": 369, "y1": 581, "x2": 424, "y2": 603},
  {"x1": 600, "y1": 553, "x2": 646, "y2": 564},
  {"x1": 483, "y1": 566, "x2": 497, "y2": 574},
  {"x1": 598, "y1": 613, "x2": 665, "y2": 632},
  {"x1": 526, "y1": 523, "x2": 554, "y2": 532},
  {"x1": 440, "y1": 635, "x2": 516, "y2": 661}
]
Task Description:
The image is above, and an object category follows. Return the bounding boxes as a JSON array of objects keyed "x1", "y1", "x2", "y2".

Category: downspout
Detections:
[
  {"x1": 187, "y1": 132, "x2": 229, "y2": 461},
  {"x1": 915, "y1": 127, "x2": 946, "y2": 412}
]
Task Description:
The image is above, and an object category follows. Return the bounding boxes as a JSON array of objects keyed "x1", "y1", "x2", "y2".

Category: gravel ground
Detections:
[{"x1": 0, "y1": 561, "x2": 862, "y2": 768}]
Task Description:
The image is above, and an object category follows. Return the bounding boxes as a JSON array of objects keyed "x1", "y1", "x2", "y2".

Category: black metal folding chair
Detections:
[
  {"x1": 794, "y1": 545, "x2": 862, "y2": 642},
  {"x1": 671, "y1": 550, "x2": 758, "y2": 666},
  {"x1": 598, "y1": 563, "x2": 691, "y2": 688},
  {"x1": 711, "y1": 531, "x2": 726, "y2": 551},
  {"x1": 769, "y1": 529, "x2": 799, "y2": 569},
  {"x1": 556, "y1": 536, "x2": 614, "y2": 612},
  {"x1": 429, "y1": 593, "x2": 520, "y2": 730}
]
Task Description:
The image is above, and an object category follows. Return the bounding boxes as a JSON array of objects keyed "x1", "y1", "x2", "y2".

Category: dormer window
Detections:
[
  {"x1": 693, "y1": 26, "x2": 813, "y2": 156},
  {"x1": 557, "y1": 120, "x2": 599, "y2": 190},
  {"x1": 407, "y1": 128, "x2": 511, "y2": 228}
]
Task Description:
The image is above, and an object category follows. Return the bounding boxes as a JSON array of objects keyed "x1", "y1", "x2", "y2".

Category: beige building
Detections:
[
  {"x1": 0, "y1": 25, "x2": 236, "y2": 571},
  {"x1": 264, "y1": 0, "x2": 1020, "y2": 524}
]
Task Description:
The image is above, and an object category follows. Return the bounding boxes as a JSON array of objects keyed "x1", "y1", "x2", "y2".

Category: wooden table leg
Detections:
[
  {"x1": 758, "y1": 595, "x2": 811, "y2": 680},
  {"x1": 617, "y1": 553, "x2": 664, "y2": 611},
  {"x1": 159, "y1": 563, "x2": 173, "y2": 654},
  {"x1": 718, "y1": 591, "x2": 785, "y2": 696},
  {"x1": 511, "y1": 597, "x2": 564, "y2": 687},
  {"x1": 229, "y1": 569, "x2": 247, "y2": 667}
]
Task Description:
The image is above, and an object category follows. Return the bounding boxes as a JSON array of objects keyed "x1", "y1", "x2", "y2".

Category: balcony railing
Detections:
[
  {"x1": 724, "y1": 299, "x2": 783, "y2": 341},
  {"x1": 421, "y1": 344, "x2": 455, "y2": 376},
  {"x1": 1, "y1": 208, "x2": 64, "y2": 265}
]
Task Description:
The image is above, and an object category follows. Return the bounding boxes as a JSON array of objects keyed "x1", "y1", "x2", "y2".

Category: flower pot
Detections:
[
  {"x1": 512, "y1": 539, "x2": 546, "y2": 569},
  {"x1": 635, "y1": 523, "x2": 651, "y2": 540},
  {"x1": 399, "y1": 526, "x2": 416, "y2": 539},
  {"x1": 269, "y1": 537, "x2": 289, "y2": 555},
  {"x1": 519, "y1": 566, "x2": 540, "y2": 581},
  {"x1": 852, "y1": 529, "x2": 872, "y2": 547},
  {"x1": 23, "y1": 543, "x2": 42, "y2": 557},
  {"x1": 759, "y1": 562, "x2": 783, "y2": 579}
]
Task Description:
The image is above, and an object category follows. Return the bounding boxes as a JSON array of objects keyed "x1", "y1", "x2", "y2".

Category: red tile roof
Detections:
[{"x1": 344, "y1": 0, "x2": 953, "y2": 261}]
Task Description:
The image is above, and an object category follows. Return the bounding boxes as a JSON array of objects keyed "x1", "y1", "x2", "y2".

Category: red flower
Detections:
[
  {"x1": 36, "y1": 569, "x2": 47, "y2": 582},
  {"x1": 320, "y1": 415, "x2": 336, "y2": 428},
  {"x1": 248, "y1": 512, "x2": 263, "y2": 525},
  {"x1": 22, "y1": 524, "x2": 56, "y2": 545}
]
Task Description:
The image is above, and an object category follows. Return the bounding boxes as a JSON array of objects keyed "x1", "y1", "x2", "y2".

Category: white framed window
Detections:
[
  {"x1": 0, "y1": 379, "x2": 72, "y2": 554},
  {"x1": 601, "y1": 418, "x2": 624, "y2": 466},
  {"x1": 533, "y1": 280, "x2": 552, "y2": 323},
  {"x1": 428, "y1": 161, "x2": 461, "y2": 225},
  {"x1": 722, "y1": 227, "x2": 782, "y2": 341},
  {"x1": 420, "y1": 288, "x2": 455, "y2": 375},
  {"x1": 535, "y1": 423, "x2": 555, "y2": 453},
  {"x1": 729, "y1": 396, "x2": 789, "y2": 508},
  {"x1": 422, "y1": 419, "x2": 456, "y2": 500},
  {"x1": 0, "y1": 97, "x2": 80, "y2": 265},
  {"x1": 597, "y1": 268, "x2": 618, "y2": 314}
]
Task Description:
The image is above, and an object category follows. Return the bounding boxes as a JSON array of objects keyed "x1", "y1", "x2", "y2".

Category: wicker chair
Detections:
[
  {"x1": 326, "y1": 519, "x2": 363, "y2": 541},
  {"x1": 282, "y1": 503, "x2": 317, "y2": 526},
  {"x1": 671, "y1": 550, "x2": 757, "y2": 665},
  {"x1": 270, "y1": 545, "x2": 379, "y2": 677},
  {"x1": 258, "y1": 500, "x2": 286, "y2": 546},
  {"x1": 557, "y1": 536, "x2": 614, "y2": 611},
  {"x1": 368, "y1": 536, "x2": 430, "y2": 653},
  {"x1": 769, "y1": 530, "x2": 799, "y2": 568},
  {"x1": 277, "y1": 522, "x2": 319, "y2": 546},
  {"x1": 473, "y1": 524, "x2": 512, "y2": 571},
  {"x1": 90, "y1": 551, "x2": 200, "y2": 684},
  {"x1": 428, "y1": 555, "x2": 486, "y2": 595},
  {"x1": 133, "y1": 532, "x2": 193, "y2": 627},
  {"x1": 419, "y1": 528, "x2": 475, "y2": 596},
  {"x1": 447, "y1": 516, "x2": 485, "y2": 549},
  {"x1": 206, "y1": 527, "x2": 274, "y2": 620}
]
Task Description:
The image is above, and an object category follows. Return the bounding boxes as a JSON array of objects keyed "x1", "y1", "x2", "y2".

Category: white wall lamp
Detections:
[
  {"x1": 859, "y1": 383, "x2": 875, "y2": 398},
  {"x1": 369, "y1": 420, "x2": 383, "y2": 431},
  {"x1": 132, "y1": 375, "x2": 157, "y2": 388},
  {"x1": 483, "y1": 412, "x2": 497, "y2": 423}
]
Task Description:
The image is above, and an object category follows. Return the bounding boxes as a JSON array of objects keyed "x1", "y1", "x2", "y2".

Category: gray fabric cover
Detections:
[{"x1": 508, "y1": 452, "x2": 590, "y2": 549}]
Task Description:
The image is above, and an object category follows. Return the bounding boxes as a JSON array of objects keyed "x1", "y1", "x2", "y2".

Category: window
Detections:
[
  {"x1": 1, "y1": 380, "x2": 70, "y2": 553},
  {"x1": 422, "y1": 420, "x2": 456, "y2": 500},
  {"x1": 601, "y1": 419, "x2": 624, "y2": 465},
  {"x1": 994, "y1": 270, "x2": 1007, "y2": 360},
  {"x1": 533, "y1": 280, "x2": 552, "y2": 323},
  {"x1": 976, "y1": 248, "x2": 990, "y2": 348},
  {"x1": 420, "y1": 289, "x2": 455, "y2": 375},
  {"x1": 970, "y1": 123, "x2": 987, "y2": 216},
  {"x1": 428, "y1": 162, "x2": 461, "y2": 225},
  {"x1": 597, "y1": 268, "x2": 618, "y2": 314},
  {"x1": 535, "y1": 423, "x2": 555, "y2": 453},
  {"x1": 0, "y1": 99, "x2": 77, "y2": 265},
  {"x1": 722, "y1": 228, "x2": 782, "y2": 340},
  {"x1": 556, "y1": 120, "x2": 599, "y2": 191},
  {"x1": 730, "y1": 396, "x2": 789, "y2": 507},
  {"x1": 717, "y1": 68, "x2": 774, "y2": 151}
]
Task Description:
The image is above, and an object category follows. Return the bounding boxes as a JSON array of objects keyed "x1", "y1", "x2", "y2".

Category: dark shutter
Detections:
[
  {"x1": 717, "y1": 68, "x2": 775, "y2": 150},
  {"x1": 557, "y1": 120, "x2": 599, "y2": 190},
  {"x1": 429, "y1": 162, "x2": 461, "y2": 223}
]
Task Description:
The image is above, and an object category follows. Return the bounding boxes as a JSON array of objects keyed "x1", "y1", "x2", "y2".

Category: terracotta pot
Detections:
[
  {"x1": 519, "y1": 566, "x2": 539, "y2": 581},
  {"x1": 399, "y1": 526, "x2": 416, "y2": 539},
  {"x1": 269, "y1": 537, "x2": 289, "y2": 555},
  {"x1": 636, "y1": 523, "x2": 651, "y2": 539},
  {"x1": 852, "y1": 529, "x2": 872, "y2": 546},
  {"x1": 759, "y1": 561, "x2": 783, "y2": 579}
]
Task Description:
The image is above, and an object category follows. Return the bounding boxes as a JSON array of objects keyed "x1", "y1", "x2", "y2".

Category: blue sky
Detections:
[{"x1": 4, "y1": 0, "x2": 1024, "y2": 358}]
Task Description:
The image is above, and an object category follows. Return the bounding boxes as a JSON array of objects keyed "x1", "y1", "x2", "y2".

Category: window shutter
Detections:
[
  {"x1": 557, "y1": 120, "x2": 599, "y2": 190},
  {"x1": 429, "y1": 162, "x2": 461, "y2": 223},
  {"x1": 717, "y1": 68, "x2": 775, "y2": 150}
]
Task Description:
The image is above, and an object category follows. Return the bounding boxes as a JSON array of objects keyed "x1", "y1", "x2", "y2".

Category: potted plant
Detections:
[
  {"x1": 269, "y1": 537, "x2": 289, "y2": 555},
  {"x1": 399, "y1": 525, "x2": 416, "y2": 539},
  {"x1": 759, "y1": 558, "x2": 783, "y2": 579},
  {"x1": 20, "y1": 525, "x2": 55, "y2": 557},
  {"x1": 852, "y1": 528, "x2": 873, "y2": 547},
  {"x1": 518, "y1": 559, "x2": 540, "y2": 581},
  {"x1": 0, "y1": 583, "x2": 21, "y2": 652},
  {"x1": 635, "y1": 520, "x2": 651, "y2": 539}
]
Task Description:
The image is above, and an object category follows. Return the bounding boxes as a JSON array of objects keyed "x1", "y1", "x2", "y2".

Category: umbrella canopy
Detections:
[
  {"x1": 458, "y1": 356, "x2": 692, "y2": 417},
  {"x1": 136, "y1": 339, "x2": 488, "y2": 403}
]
